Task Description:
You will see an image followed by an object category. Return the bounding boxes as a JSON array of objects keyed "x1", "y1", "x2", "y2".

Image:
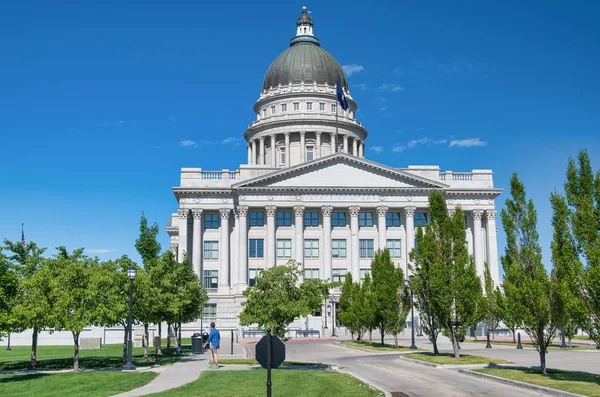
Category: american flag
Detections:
[{"x1": 21, "y1": 223, "x2": 25, "y2": 247}]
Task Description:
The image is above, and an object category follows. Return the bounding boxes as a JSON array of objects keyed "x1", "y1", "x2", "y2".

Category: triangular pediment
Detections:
[{"x1": 233, "y1": 153, "x2": 448, "y2": 190}]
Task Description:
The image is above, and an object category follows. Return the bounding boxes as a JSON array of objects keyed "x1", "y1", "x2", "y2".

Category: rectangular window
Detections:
[
  {"x1": 306, "y1": 146, "x2": 314, "y2": 161},
  {"x1": 359, "y1": 212, "x2": 374, "y2": 227},
  {"x1": 249, "y1": 211, "x2": 265, "y2": 227},
  {"x1": 204, "y1": 241, "x2": 219, "y2": 260},
  {"x1": 360, "y1": 268, "x2": 370, "y2": 281},
  {"x1": 280, "y1": 148, "x2": 286, "y2": 165},
  {"x1": 281, "y1": 103, "x2": 287, "y2": 112},
  {"x1": 304, "y1": 211, "x2": 319, "y2": 227},
  {"x1": 271, "y1": 105, "x2": 276, "y2": 114},
  {"x1": 262, "y1": 108, "x2": 267, "y2": 117},
  {"x1": 306, "y1": 102, "x2": 313, "y2": 111},
  {"x1": 277, "y1": 211, "x2": 292, "y2": 226},
  {"x1": 293, "y1": 102, "x2": 300, "y2": 111},
  {"x1": 304, "y1": 268, "x2": 319, "y2": 279},
  {"x1": 203, "y1": 303, "x2": 217, "y2": 318},
  {"x1": 386, "y1": 212, "x2": 401, "y2": 227},
  {"x1": 464, "y1": 215, "x2": 469, "y2": 229},
  {"x1": 249, "y1": 268, "x2": 260, "y2": 287},
  {"x1": 415, "y1": 212, "x2": 428, "y2": 227},
  {"x1": 249, "y1": 239, "x2": 264, "y2": 258},
  {"x1": 332, "y1": 239, "x2": 347, "y2": 258},
  {"x1": 204, "y1": 214, "x2": 219, "y2": 229},
  {"x1": 359, "y1": 239, "x2": 374, "y2": 258},
  {"x1": 331, "y1": 212, "x2": 347, "y2": 227},
  {"x1": 386, "y1": 239, "x2": 402, "y2": 258},
  {"x1": 319, "y1": 102, "x2": 326, "y2": 111},
  {"x1": 304, "y1": 239, "x2": 319, "y2": 258},
  {"x1": 277, "y1": 239, "x2": 292, "y2": 258},
  {"x1": 332, "y1": 268, "x2": 347, "y2": 283},
  {"x1": 331, "y1": 104, "x2": 337, "y2": 112},
  {"x1": 203, "y1": 270, "x2": 218, "y2": 289}
]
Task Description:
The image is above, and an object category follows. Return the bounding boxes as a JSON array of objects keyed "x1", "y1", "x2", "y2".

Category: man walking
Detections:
[{"x1": 203, "y1": 322, "x2": 221, "y2": 369}]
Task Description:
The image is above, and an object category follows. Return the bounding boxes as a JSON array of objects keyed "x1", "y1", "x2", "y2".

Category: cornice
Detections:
[{"x1": 244, "y1": 117, "x2": 368, "y2": 140}]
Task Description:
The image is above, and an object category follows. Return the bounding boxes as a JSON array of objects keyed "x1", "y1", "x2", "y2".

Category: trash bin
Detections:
[
  {"x1": 191, "y1": 333, "x2": 203, "y2": 354},
  {"x1": 202, "y1": 332, "x2": 209, "y2": 344}
]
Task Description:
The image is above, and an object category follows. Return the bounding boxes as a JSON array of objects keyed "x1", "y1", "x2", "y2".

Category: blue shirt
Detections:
[{"x1": 206, "y1": 328, "x2": 220, "y2": 348}]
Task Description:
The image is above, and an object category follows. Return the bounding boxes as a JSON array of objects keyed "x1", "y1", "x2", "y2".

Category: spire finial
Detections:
[{"x1": 292, "y1": 5, "x2": 317, "y2": 45}]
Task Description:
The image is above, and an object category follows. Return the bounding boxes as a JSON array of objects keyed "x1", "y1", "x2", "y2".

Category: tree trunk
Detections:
[
  {"x1": 369, "y1": 330, "x2": 372, "y2": 344},
  {"x1": 432, "y1": 336, "x2": 439, "y2": 355},
  {"x1": 157, "y1": 323, "x2": 162, "y2": 355},
  {"x1": 473, "y1": 323, "x2": 478, "y2": 340},
  {"x1": 143, "y1": 323, "x2": 149, "y2": 359},
  {"x1": 449, "y1": 323, "x2": 460, "y2": 358},
  {"x1": 492, "y1": 327, "x2": 496, "y2": 342},
  {"x1": 568, "y1": 336, "x2": 572, "y2": 348},
  {"x1": 512, "y1": 328, "x2": 516, "y2": 343},
  {"x1": 167, "y1": 323, "x2": 171, "y2": 349},
  {"x1": 31, "y1": 327, "x2": 38, "y2": 369},
  {"x1": 73, "y1": 331, "x2": 81, "y2": 372},
  {"x1": 380, "y1": 324, "x2": 385, "y2": 346},
  {"x1": 122, "y1": 321, "x2": 128, "y2": 365},
  {"x1": 539, "y1": 347, "x2": 547, "y2": 374},
  {"x1": 178, "y1": 321, "x2": 182, "y2": 353},
  {"x1": 394, "y1": 333, "x2": 398, "y2": 348}
]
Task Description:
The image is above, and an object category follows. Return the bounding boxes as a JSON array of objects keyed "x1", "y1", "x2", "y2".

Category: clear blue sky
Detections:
[{"x1": 1, "y1": 1, "x2": 599, "y2": 273}]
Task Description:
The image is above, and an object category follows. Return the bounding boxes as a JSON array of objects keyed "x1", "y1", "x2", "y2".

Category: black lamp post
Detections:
[
  {"x1": 324, "y1": 301, "x2": 330, "y2": 329},
  {"x1": 329, "y1": 296, "x2": 338, "y2": 337},
  {"x1": 404, "y1": 279, "x2": 417, "y2": 350},
  {"x1": 123, "y1": 266, "x2": 137, "y2": 371}
]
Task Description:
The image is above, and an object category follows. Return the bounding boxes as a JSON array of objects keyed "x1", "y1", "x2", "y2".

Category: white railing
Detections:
[
  {"x1": 439, "y1": 173, "x2": 446, "y2": 181},
  {"x1": 229, "y1": 172, "x2": 237, "y2": 180},
  {"x1": 452, "y1": 173, "x2": 472, "y2": 181},
  {"x1": 202, "y1": 172, "x2": 222, "y2": 180}
]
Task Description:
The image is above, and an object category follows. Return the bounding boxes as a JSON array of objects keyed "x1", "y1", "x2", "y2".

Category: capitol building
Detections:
[{"x1": 166, "y1": 7, "x2": 501, "y2": 333}]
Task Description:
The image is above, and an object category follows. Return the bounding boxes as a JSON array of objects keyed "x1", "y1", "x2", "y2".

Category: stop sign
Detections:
[{"x1": 256, "y1": 334, "x2": 286, "y2": 369}]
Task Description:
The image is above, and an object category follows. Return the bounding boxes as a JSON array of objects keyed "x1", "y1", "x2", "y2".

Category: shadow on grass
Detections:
[
  {"x1": 0, "y1": 373, "x2": 50, "y2": 384},
  {"x1": 513, "y1": 368, "x2": 600, "y2": 384}
]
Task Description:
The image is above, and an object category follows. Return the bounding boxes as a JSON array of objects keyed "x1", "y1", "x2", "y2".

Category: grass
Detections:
[
  {"x1": 147, "y1": 370, "x2": 383, "y2": 397},
  {"x1": 475, "y1": 368, "x2": 600, "y2": 397},
  {"x1": 0, "y1": 371, "x2": 157, "y2": 397},
  {"x1": 466, "y1": 339, "x2": 594, "y2": 350},
  {"x1": 340, "y1": 340, "x2": 418, "y2": 352},
  {"x1": 404, "y1": 352, "x2": 511, "y2": 365},
  {"x1": 218, "y1": 358, "x2": 328, "y2": 367},
  {"x1": 0, "y1": 341, "x2": 189, "y2": 371}
]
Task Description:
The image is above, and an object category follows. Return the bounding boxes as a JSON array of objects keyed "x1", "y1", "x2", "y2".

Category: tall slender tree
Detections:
[
  {"x1": 338, "y1": 273, "x2": 360, "y2": 338},
  {"x1": 359, "y1": 273, "x2": 378, "y2": 344},
  {"x1": 483, "y1": 262, "x2": 501, "y2": 341}
]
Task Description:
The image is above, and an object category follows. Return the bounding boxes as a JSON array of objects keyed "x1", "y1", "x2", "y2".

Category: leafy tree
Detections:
[
  {"x1": 359, "y1": 273, "x2": 378, "y2": 343},
  {"x1": 135, "y1": 213, "x2": 162, "y2": 266},
  {"x1": 483, "y1": 262, "x2": 501, "y2": 341},
  {"x1": 239, "y1": 260, "x2": 330, "y2": 337},
  {"x1": 496, "y1": 285, "x2": 520, "y2": 343},
  {"x1": 501, "y1": 173, "x2": 559, "y2": 374},
  {"x1": 0, "y1": 252, "x2": 18, "y2": 337},
  {"x1": 338, "y1": 273, "x2": 360, "y2": 338}
]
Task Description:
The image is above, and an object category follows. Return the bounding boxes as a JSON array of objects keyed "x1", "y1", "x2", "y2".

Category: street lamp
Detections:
[
  {"x1": 329, "y1": 296, "x2": 338, "y2": 337},
  {"x1": 325, "y1": 302, "x2": 331, "y2": 329},
  {"x1": 123, "y1": 266, "x2": 137, "y2": 371},
  {"x1": 404, "y1": 279, "x2": 417, "y2": 350}
]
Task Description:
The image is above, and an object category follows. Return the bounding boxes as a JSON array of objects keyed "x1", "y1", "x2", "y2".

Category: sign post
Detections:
[{"x1": 255, "y1": 328, "x2": 286, "y2": 397}]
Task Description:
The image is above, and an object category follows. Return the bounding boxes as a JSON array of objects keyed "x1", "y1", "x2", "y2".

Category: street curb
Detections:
[
  {"x1": 333, "y1": 341, "x2": 417, "y2": 355},
  {"x1": 458, "y1": 369, "x2": 585, "y2": 397},
  {"x1": 333, "y1": 366, "x2": 392, "y2": 397}
]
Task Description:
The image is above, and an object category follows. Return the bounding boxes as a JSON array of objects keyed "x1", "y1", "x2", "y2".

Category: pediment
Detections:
[{"x1": 233, "y1": 153, "x2": 448, "y2": 190}]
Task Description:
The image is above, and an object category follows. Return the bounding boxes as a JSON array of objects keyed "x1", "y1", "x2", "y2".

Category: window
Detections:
[
  {"x1": 306, "y1": 146, "x2": 314, "y2": 161},
  {"x1": 249, "y1": 211, "x2": 264, "y2": 227},
  {"x1": 332, "y1": 212, "x2": 347, "y2": 227},
  {"x1": 386, "y1": 212, "x2": 401, "y2": 227},
  {"x1": 415, "y1": 212, "x2": 428, "y2": 227},
  {"x1": 204, "y1": 214, "x2": 219, "y2": 229},
  {"x1": 319, "y1": 102, "x2": 326, "y2": 111},
  {"x1": 203, "y1": 270, "x2": 218, "y2": 288},
  {"x1": 304, "y1": 239, "x2": 319, "y2": 258},
  {"x1": 464, "y1": 215, "x2": 469, "y2": 229},
  {"x1": 332, "y1": 268, "x2": 347, "y2": 283},
  {"x1": 277, "y1": 239, "x2": 292, "y2": 258},
  {"x1": 332, "y1": 239, "x2": 347, "y2": 258},
  {"x1": 306, "y1": 102, "x2": 313, "y2": 111},
  {"x1": 293, "y1": 102, "x2": 300, "y2": 111},
  {"x1": 249, "y1": 239, "x2": 264, "y2": 258},
  {"x1": 280, "y1": 148, "x2": 286, "y2": 165},
  {"x1": 386, "y1": 239, "x2": 402, "y2": 258},
  {"x1": 359, "y1": 239, "x2": 374, "y2": 258},
  {"x1": 304, "y1": 268, "x2": 319, "y2": 279},
  {"x1": 249, "y1": 268, "x2": 260, "y2": 286},
  {"x1": 360, "y1": 268, "x2": 371, "y2": 281},
  {"x1": 271, "y1": 105, "x2": 276, "y2": 114},
  {"x1": 304, "y1": 211, "x2": 319, "y2": 227},
  {"x1": 331, "y1": 104, "x2": 337, "y2": 112},
  {"x1": 262, "y1": 108, "x2": 267, "y2": 117},
  {"x1": 359, "y1": 212, "x2": 374, "y2": 227},
  {"x1": 204, "y1": 241, "x2": 219, "y2": 260},
  {"x1": 277, "y1": 211, "x2": 292, "y2": 226},
  {"x1": 203, "y1": 303, "x2": 217, "y2": 319},
  {"x1": 281, "y1": 103, "x2": 287, "y2": 112}
]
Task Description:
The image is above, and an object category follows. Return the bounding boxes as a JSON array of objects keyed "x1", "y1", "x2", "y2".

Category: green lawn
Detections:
[
  {"x1": 0, "y1": 371, "x2": 157, "y2": 397},
  {"x1": 475, "y1": 368, "x2": 600, "y2": 397},
  {"x1": 340, "y1": 341, "x2": 418, "y2": 352},
  {"x1": 405, "y1": 352, "x2": 511, "y2": 365},
  {"x1": 218, "y1": 358, "x2": 327, "y2": 367},
  {"x1": 465, "y1": 339, "x2": 593, "y2": 350},
  {"x1": 147, "y1": 370, "x2": 383, "y2": 397},
  {"x1": 0, "y1": 342, "x2": 188, "y2": 371}
]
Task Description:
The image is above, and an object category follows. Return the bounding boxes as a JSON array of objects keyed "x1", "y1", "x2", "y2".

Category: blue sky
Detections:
[{"x1": 1, "y1": 1, "x2": 599, "y2": 273}]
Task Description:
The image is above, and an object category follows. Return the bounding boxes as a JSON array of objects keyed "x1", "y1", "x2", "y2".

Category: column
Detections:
[
  {"x1": 294, "y1": 206, "x2": 305, "y2": 267},
  {"x1": 191, "y1": 208, "x2": 203, "y2": 279},
  {"x1": 251, "y1": 140, "x2": 257, "y2": 165},
  {"x1": 359, "y1": 141, "x2": 364, "y2": 158},
  {"x1": 485, "y1": 210, "x2": 499, "y2": 285},
  {"x1": 343, "y1": 135, "x2": 349, "y2": 153},
  {"x1": 330, "y1": 133, "x2": 337, "y2": 154},
  {"x1": 352, "y1": 138, "x2": 358, "y2": 156},
  {"x1": 300, "y1": 131, "x2": 306, "y2": 162},
  {"x1": 177, "y1": 209, "x2": 188, "y2": 263},
  {"x1": 377, "y1": 206, "x2": 388, "y2": 250},
  {"x1": 259, "y1": 137, "x2": 265, "y2": 166},
  {"x1": 266, "y1": 206, "x2": 277, "y2": 268},
  {"x1": 247, "y1": 144, "x2": 252, "y2": 164},
  {"x1": 322, "y1": 206, "x2": 333, "y2": 282},
  {"x1": 270, "y1": 134, "x2": 276, "y2": 167},
  {"x1": 349, "y1": 206, "x2": 361, "y2": 281},
  {"x1": 316, "y1": 132, "x2": 322, "y2": 158},
  {"x1": 219, "y1": 208, "x2": 230, "y2": 289},
  {"x1": 284, "y1": 133, "x2": 290, "y2": 167},
  {"x1": 231, "y1": 209, "x2": 239, "y2": 287},
  {"x1": 472, "y1": 209, "x2": 484, "y2": 279},
  {"x1": 404, "y1": 207, "x2": 416, "y2": 275},
  {"x1": 237, "y1": 206, "x2": 249, "y2": 287}
]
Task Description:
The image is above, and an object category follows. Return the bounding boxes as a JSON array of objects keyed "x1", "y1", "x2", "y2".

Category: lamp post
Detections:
[
  {"x1": 123, "y1": 266, "x2": 137, "y2": 371},
  {"x1": 404, "y1": 279, "x2": 417, "y2": 350},
  {"x1": 329, "y1": 296, "x2": 338, "y2": 337},
  {"x1": 325, "y1": 301, "x2": 330, "y2": 329}
]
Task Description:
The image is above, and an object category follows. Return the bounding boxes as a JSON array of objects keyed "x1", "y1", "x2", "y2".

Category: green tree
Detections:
[
  {"x1": 501, "y1": 173, "x2": 559, "y2": 374},
  {"x1": 135, "y1": 213, "x2": 162, "y2": 266},
  {"x1": 483, "y1": 262, "x2": 501, "y2": 341},
  {"x1": 496, "y1": 285, "x2": 520, "y2": 343},
  {"x1": 239, "y1": 260, "x2": 330, "y2": 338},
  {"x1": 0, "y1": 252, "x2": 18, "y2": 337},
  {"x1": 338, "y1": 273, "x2": 360, "y2": 338},
  {"x1": 359, "y1": 273, "x2": 378, "y2": 343}
]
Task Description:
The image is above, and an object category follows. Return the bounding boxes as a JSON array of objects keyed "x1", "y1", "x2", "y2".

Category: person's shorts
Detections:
[{"x1": 210, "y1": 345, "x2": 219, "y2": 354}]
